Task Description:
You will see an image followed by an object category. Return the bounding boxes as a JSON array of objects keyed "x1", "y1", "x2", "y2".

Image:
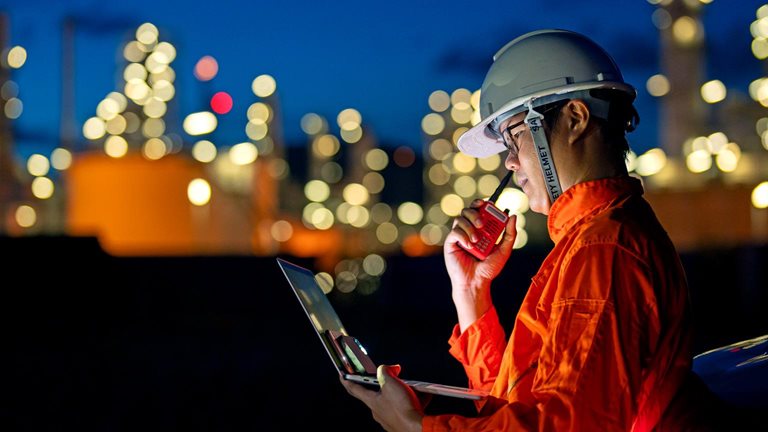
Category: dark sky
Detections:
[{"x1": 2, "y1": 0, "x2": 765, "y2": 160}]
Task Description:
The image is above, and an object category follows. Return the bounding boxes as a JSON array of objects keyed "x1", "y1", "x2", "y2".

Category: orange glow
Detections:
[{"x1": 401, "y1": 233, "x2": 440, "y2": 257}]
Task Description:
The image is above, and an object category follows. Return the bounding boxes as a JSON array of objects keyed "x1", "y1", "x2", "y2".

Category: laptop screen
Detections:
[{"x1": 277, "y1": 258, "x2": 351, "y2": 372}]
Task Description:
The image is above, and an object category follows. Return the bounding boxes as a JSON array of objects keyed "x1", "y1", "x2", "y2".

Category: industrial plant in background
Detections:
[{"x1": 2, "y1": 0, "x2": 768, "y2": 295}]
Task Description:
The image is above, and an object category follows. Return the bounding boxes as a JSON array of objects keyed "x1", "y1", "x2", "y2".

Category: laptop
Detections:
[{"x1": 276, "y1": 257, "x2": 489, "y2": 400}]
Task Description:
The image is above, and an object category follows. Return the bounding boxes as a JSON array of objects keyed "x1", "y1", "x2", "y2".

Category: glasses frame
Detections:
[{"x1": 500, "y1": 101, "x2": 568, "y2": 159}]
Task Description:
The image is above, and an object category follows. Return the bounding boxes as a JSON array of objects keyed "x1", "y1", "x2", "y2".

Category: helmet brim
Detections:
[{"x1": 457, "y1": 81, "x2": 636, "y2": 158}]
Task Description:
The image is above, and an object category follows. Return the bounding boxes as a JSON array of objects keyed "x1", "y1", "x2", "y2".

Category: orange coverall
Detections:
[{"x1": 423, "y1": 176, "x2": 694, "y2": 431}]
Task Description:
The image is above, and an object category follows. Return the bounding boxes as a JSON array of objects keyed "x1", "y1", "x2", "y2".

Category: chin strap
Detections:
[{"x1": 524, "y1": 99, "x2": 562, "y2": 203}]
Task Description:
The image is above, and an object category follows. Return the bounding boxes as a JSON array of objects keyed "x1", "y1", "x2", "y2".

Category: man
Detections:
[{"x1": 342, "y1": 29, "x2": 717, "y2": 431}]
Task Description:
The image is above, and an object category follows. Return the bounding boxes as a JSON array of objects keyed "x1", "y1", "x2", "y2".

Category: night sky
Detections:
[{"x1": 2, "y1": 0, "x2": 766, "y2": 160}]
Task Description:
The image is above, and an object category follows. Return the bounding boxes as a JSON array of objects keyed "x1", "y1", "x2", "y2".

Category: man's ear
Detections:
[{"x1": 563, "y1": 99, "x2": 590, "y2": 143}]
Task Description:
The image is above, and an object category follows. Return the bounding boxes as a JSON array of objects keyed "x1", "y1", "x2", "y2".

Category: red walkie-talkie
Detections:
[{"x1": 461, "y1": 170, "x2": 513, "y2": 260}]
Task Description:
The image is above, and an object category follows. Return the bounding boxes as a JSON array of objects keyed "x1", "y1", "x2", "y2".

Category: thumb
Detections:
[
  {"x1": 496, "y1": 214, "x2": 518, "y2": 255},
  {"x1": 376, "y1": 364, "x2": 402, "y2": 387}
]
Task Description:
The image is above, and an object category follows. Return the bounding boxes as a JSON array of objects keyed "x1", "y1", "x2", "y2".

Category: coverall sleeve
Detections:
[
  {"x1": 447, "y1": 306, "x2": 507, "y2": 391},
  {"x1": 424, "y1": 244, "x2": 654, "y2": 432}
]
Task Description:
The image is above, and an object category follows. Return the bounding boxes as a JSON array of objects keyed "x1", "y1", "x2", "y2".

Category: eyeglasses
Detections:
[{"x1": 500, "y1": 101, "x2": 567, "y2": 159}]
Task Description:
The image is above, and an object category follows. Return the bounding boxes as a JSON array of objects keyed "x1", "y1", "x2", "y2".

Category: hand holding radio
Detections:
[{"x1": 459, "y1": 170, "x2": 513, "y2": 261}]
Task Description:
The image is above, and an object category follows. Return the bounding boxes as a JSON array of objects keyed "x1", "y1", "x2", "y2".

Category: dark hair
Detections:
[{"x1": 540, "y1": 91, "x2": 639, "y2": 163}]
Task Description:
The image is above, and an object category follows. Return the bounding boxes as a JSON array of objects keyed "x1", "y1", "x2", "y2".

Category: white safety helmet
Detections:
[{"x1": 457, "y1": 29, "x2": 637, "y2": 159}]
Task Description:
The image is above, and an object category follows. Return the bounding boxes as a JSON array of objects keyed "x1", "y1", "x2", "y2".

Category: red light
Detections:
[
  {"x1": 211, "y1": 91, "x2": 233, "y2": 114},
  {"x1": 194, "y1": 55, "x2": 218, "y2": 81}
]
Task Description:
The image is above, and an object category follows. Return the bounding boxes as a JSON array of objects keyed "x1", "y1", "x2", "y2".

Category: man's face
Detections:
[{"x1": 499, "y1": 111, "x2": 556, "y2": 215}]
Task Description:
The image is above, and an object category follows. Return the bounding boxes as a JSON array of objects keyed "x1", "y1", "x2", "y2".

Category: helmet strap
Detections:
[{"x1": 524, "y1": 99, "x2": 562, "y2": 203}]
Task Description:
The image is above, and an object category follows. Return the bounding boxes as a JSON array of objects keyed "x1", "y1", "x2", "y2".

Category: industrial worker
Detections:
[{"x1": 342, "y1": 29, "x2": 723, "y2": 431}]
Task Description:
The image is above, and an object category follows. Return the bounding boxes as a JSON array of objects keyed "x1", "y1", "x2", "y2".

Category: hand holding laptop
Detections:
[{"x1": 340, "y1": 364, "x2": 426, "y2": 432}]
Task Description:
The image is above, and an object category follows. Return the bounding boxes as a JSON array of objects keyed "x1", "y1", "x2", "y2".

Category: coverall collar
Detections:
[{"x1": 547, "y1": 175, "x2": 645, "y2": 244}]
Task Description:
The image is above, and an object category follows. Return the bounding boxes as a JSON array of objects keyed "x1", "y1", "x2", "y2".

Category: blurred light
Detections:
[
  {"x1": 31, "y1": 177, "x2": 54, "y2": 199},
  {"x1": 646, "y1": 74, "x2": 670, "y2": 97},
  {"x1": 311, "y1": 207, "x2": 335, "y2": 230},
  {"x1": 143, "y1": 98, "x2": 167, "y2": 119},
  {"x1": 105, "y1": 115, "x2": 127, "y2": 135},
  {"x1": 229, "y1": 142, "x2": 258, "y2": 165},
  {"x1": 752, "y1": 182, "x2": 768, "y2": 208},
  {"x1": 651, "y1": 9, "x2": 672, "y2": 30},
  {"x1": 96, "y1": 98, "x2": 120, "y2": 120},
  {"x1": 124, "y1": 112, "x2": 140, "y2": 134},
  {"x1": 363, "y1": 254, "x2": 386, "y2": 276},
  {"x1": 7, "y1": 46, "x2": 27, "y2": 68},
  {"x1": 440, "y1": 193, "x2": 464, "y2": 216},
  {"x1": 422, "y1": 113, "x2": 445, "y2": 135},
  {"x1": 371, "y1": 202, "x2": 392, "y2": 223},
  {"x1": 142, "y1": 118, "x2": 165, "y2": 138},
  {"x1": 104, "y1": 135, "x2": 129, "y2": 158},
  {"x1": 183, "y1": 111, "x2": 218, "y2": 135},
  {"x1": 362, "y1": 172, "x2": 385, "y2": 194},
  {"x1": 252, "y1": 74, "x2": 277, "y2": 97},
  {"x1": 188, "y1": 178, "x2": 212, "y2": 206},
  {"x1": 426, "y1": 203, "x2": 449, "y2": 225},
  {"x1": 420, "y1": 224, "x2": 446, "y2": 246},
  {"x1": 429, "y1": 138, "x2": 453, "y2": 161},
  {"x1": 305, "y1": 180, "x2": 331, "y2": 202},
  {"x1": 143, "y1": 137, "x2": 167, "y2": 160},
  {"x1": 752, "y1": 38, "x2": 768, "y2": 59},
  {"x1": 759, "y1": 5, "x2": 768, "y2": 19},
  {"x1": 4, "y1": 97, "x2": 22, "y2": 119},
  {"x1": 625, "y1": 150, "x2": 638, "y2": 173},
  {"x1": 302, "y1": 202, "x2": 324, "y2": 226},
  {"x1": 701, "y1": 80, "x2": 726, "y2": 103},
  {"x1": 194, "y1": 55, "x2": 218, "y2": 81},
  {"x1": 15, "y1": 205, "x2": 36, "y2": 228},
  {"x1": 451, "y1": 103, "x2": 473, "y2": 124},
  {"x1": 376, "y1": 222, "x2": 398, "y2": 244},
  {"x1": 301, "y1": 113, "x2": 325, "y2": 135},
  {"x1": 83, "y1": 117, "x2": 106, "y2": 140},
  {"x1": 313, "y1": 134, "x2": 340, "y2": 158},
  {"x1": 51, "y1": 148, "x2": 72, "y2": 171},
  {"x1": 136, "y1": 22, "x2": 159, "y2": 46},
  {"x1": 452, "y1": 152, "x2": 476, "y2": 173},
  {"x1": 336, "y1": 202, "x2": 351, "y2": 224},
  {"x1": 427, "y1": 163, "x2": 450, "y2": 185},
  {"x1": 365, "y1": 149, "x2": 389, "y2": 171},
  {"x1": 211, "y1": 91, "x2": 233, "y2": 114},
  {"x1": 451, "y1": 88, "x2": 471, "y2": 105},
  {"x1": 756, "y1": 117, "x2": 768, "y2": 136},
  {"x1": 752, "y1": 16, "x2": 768, "y2": 39},
  {"x1": 454, "y1": 175, "x2": 477, "y2": 198},
  {"x1": 340, "y1": 125, "x2": 363, "y2": 143},
  {"x1": 107, "y1": 92, "x2": 128, "y2": 112},
  {"x1": 635, "y1": 148, "x2": 667, "y2": 176},
  {"x1": 672, "y1": 16, "x2": 701, "y2": 46},
  {"x1": 393, "y1": 146, "x2": 415, "y2": 167},
  {"x1": 247, "y1": 102, "x2": 271, "y2": 123},
  {"x1": 343, "y1": 183, "x2": 369, "y2": 205},
  {"x1": 192, "y1": 140, "x2": 217, "y2": 163},
  {"x1": 1, "y1": 80, "x2": 18, "y2": 100},
  {"x1": 27, "y1": 154, "x2": 50, "y2": 177},
  {"x1": 715, "y1": 143, "x2": 741, "y2": 172},
  {"x1": 478, "y1": 154, "x2": 501, "y2": 171},
  {"x1": 123, "y1": 41, "x2": 146, "y2": 63},
  {"x1": 686, "y1": 149, "x2": 712, "y2": 173},
  {"x1": 708, "y1": 132, "x2": 728, "y2": 153},
  {"x1": 315, "y1": 272, "x2": 334, "y2": 294},
  {"x1": 269, "y1": 158, "x2": 289, "y2": 179},
  {"x1": 245, "y1": 120, "x2": 268, "y2": 141},
  {"x1": 335, "y1": 271, "x2": 357, "y2": 293},
  {"x1": 347, "y1": 205, "x2": 370, "y2": 228},
  {"x1": 320, "y1": 162, "x2": 343, "y2": 183},
  {"x1": 337, "y1": 108, "x2": 362, "y2": 130},
  {"x1": 271, "y1": 220, "x2": 294, "y2": 242},
  {"x1": 124, "y1": 79, "x2": 150, "y2": 102},
  {"x1": 397, "y1": 202, "x2": 423, "y2": 225},
  {"x1": 762, "y1": 130, "x2": 768, "y2": 150},
  {"x1": 497, "y1": 188, "x2": 529, "y2": 213},
  {"x1": 478, "y1": 174, "x2": 501, "y2": 196},
  {"x1": 428, "y1": 90, "x2": 450, "y2": 112},
  {"x1": 124, "y1": 62, "x2": 148, "y2": 82},
  {"x1": 153, "y1": 41, "x2": 176, "y2": 63},
  {"x1": 513, "y1": 228, "x2": 528, "y2": 249}
]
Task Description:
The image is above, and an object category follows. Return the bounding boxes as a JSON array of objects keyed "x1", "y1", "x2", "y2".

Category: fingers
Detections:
[
  {"x1": 493, "y1": 214, "x2": 518, "y2": 258},
  {"x1": 339, "y1": 375, "x2": 379, "y2": 405}
]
